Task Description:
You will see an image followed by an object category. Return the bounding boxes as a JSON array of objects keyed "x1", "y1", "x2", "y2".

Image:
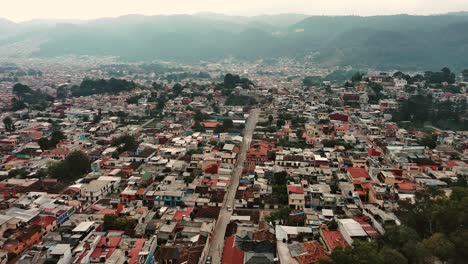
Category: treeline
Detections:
[
  {"x1": 392, "y1": 94, "x2": 467, "y2": 130},
  {"x1": 322, "y1": 186, "x2": 468, "y2": 264},
  {"x1": 225, "y1": 94, "x2": 257, "y2": 106},
  {"x1": 10, "y1": 83, "x2": 54, "y2": 111},
  {"x1": 165, "y1": 71, "x2": 211, "y2": 82},
  {"x1": 71, "y1": 78, "x2": 137, "y2": 97},
  {"x1": 48, "y1": 151, "x2": 90, "y2": 184}
]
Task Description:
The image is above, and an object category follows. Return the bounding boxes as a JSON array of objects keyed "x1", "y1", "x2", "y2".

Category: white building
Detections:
[{"x1": 337, "y1": 219, "x2": 368, "y2": 245}]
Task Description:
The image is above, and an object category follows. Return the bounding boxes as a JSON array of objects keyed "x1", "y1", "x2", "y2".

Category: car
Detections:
[
  {"x1": 205, "y1": 256, "x2": 212, "y2": 263},
  {"x1": 227, "y1": 206, "x2": 232, "y2": 212}
]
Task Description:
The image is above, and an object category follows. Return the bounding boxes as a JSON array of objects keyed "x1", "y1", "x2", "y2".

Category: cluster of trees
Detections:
[
  {"x1": 71, "y1": 78, "x2": 136, "y2": 97},
  {"x1": 11, "y1": 83, "x2": 54, "y2": 111},
  {"x1": 102, "y1": 214, "x2": 138, "y2": 236},
  {"x1": 139, "y1": 63, "x2": 183, "y2": 73},
  {"x1": 223, "y1": 73, "x2": 254, "y2": 89},
  {"x1": 392, "y1": 94, "x2": 467, "y2": 130},
  {"x1": 322, "y1": 139, "x2": 354, "y2": 150},
  {"x1": 48, "y1": 151, "x2": 90, "y2": 183},
  {"x1": 322, "y1": 187, "x2": 468, "y2": 264},
  {"x1": 165, "y1": 71, "x2": 211, "y2": 82},
  {"x1": 111, "y1": 135, "x2": 138, "y2": 154},
  {"x1": 418, "y1": 134, "x2": 438, "y2": 149},
  {"x1": 303, "y1": 76, "x2": 323, "y2": 87},
  {"x1": 126, "y1": 94, "x2": 144, "y2": 104},
  {"x1": 38, "y1": 130, "x2": 66, "y2": 150},
  {"x1": 268, "y1": 171, "x2": 292, "y2": 204},
  {"x1": 367, "y1": 82, "x2": 385, "y2": 104},
  {"x1": 225, "y1": 94, "x2": 257, "y2": 106},
  {"x1": 213, "y1": 119, "x2": 236, "y2": 134},
  {"x1": 2, "y1": 117, "x2": 15, "y2": 132},
  {"x1": 462, "y1": 69, "x2": 468, "y2": 81},
  {"x1": 424, "y1": 68, "x2": 456, "y2": 84}
]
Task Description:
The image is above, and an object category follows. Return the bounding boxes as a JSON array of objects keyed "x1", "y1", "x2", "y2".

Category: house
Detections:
[
  {"x1": 319, "y1": 226, "x2": 348, "y2": 252},
  {"x1": 337, "y1": 219, "x2": 368, "y2": 245},
  {"x1": 347, "y1": 168, "x2": 370, "y2": 182},
  {"x1": 79, "y1": 180, "x2": 114, "y2": 202}
]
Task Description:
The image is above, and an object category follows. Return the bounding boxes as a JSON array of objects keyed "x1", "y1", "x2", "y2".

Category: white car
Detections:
[{"x1": 227, "y1": 206, "x2": 233, "y2": 212}]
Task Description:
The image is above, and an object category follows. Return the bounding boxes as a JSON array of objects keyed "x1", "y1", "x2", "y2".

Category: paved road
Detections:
[{"x1": 206, "y1": 108, "x2": 260, "y2": 263}]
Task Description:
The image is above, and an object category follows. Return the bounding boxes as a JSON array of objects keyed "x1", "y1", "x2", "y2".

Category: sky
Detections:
[{"x1": 1, "y1": 0, "x2": 468, "y2": 22}]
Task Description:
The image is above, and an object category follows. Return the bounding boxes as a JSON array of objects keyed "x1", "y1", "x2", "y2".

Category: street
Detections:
[{"x1": 206, "y1": 108, "x2": 260, "y2": 263}]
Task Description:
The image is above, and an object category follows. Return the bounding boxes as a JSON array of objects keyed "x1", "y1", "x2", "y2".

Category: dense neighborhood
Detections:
[{"x1": 0, "y1": 59, "x2": 467, "y2": 264}]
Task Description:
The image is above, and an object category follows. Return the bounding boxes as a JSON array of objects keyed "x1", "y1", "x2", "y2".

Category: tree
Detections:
[
  {"x1": 194, "y1": 110, "x2": 204, "y2": 122},
  {"x1": 380, "y1": 248, "x2": 408, "y2": 264},
  {"x1": 65, "y1": 151, "x2": 90, "y2": 176},
  {"x1": 276, "y1": 119, "x2": 286, "y2": 128},
  {"x1": 214, "y1": 125, "x2": 225, "y2": 134},
  {"x1": 222, "y1": 119, "x2": 234, "y2": 131},
  {"x1": 50, "y1": 130, "x2": 66, "y2": 147},
  {"x1": 172, "y1": 83, "x2": 183, "y2": 95},
  {"x1": 303, "y1": 76, "x2": 322, "y2": 87},
  {"x1": 38, "y1": 137, "x2": 50, "y2": 151},
  {"x1": 268, "y1": 115, "x2": 274, "y2": 124},
  {"x1": 224, "y1": 73, "x2": 241, "y2": 89},
  {"x1": 351, "y1": 72, "x2": 364, "y2": 83},
  {"x1": 193, "y1": 121, "x2": 205, "y2": 132},
  {"x1": 48, "y1": 161, "x2": 70, "y2": 181},
  {"x1": 462, "y1": 69, "x2": 468, "y2": 81},
  {"x1": 323, "y1": 241, "x2": 384, "y2": 264},
  {"x1": 56, "y1": 85, "x2": 67, "y2": 99},
  {"x1": 423, "y1": 233, "x2": 455, "y2": 263},
  {"x1": 49, "y1": 151, "x2": 90, "y2": 183},
  {"x1": 3, "y1": 116, "x2": 15, "y2": 132},
  {"x1": 418, "y1": 134, "x2": 437, "y2": 149},
  {"x1": 111, "y1": 135, "x2": 138, "y2": 153}
]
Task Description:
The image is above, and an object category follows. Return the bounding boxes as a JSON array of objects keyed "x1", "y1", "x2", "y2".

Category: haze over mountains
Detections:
[{"x1": 2, "y1": 12, "x2": 468, "y2": 70}]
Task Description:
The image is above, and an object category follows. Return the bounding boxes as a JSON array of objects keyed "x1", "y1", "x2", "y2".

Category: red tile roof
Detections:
[
  {"x1": 32, "y1": 216, "x2": 56, "y2": 228},
  {"x1": 202, "y1": 122, "x2": 222, "y2": 128},
  {"x1": 128, "y1": 239, "x2": 146, "y2": 264},
  {"x1": 90, "y1": 236, "x2": 122, "y2": 259},
  {"x1": 295, "y1": 241, "x2": 329, "y2": 264},
  {"x1": 320, "y1": 227, "x2": 348, "y2": 251},
  {"x1": 222, "y1": 236, "x2": 244, "y2": 264},
  {"x1": 288, "y1": 186, "x2": 304, "y2": 194},
  {"x1": 348, "y1": 168, "x2": 370, "y2": 179},
  {"x1": 173, "y1": 208, "x2": 193, "y2": 221}
]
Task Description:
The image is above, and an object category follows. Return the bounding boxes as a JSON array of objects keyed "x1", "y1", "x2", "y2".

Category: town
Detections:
[{"x1": 0, "y1": 57, "x2": 467, "y2": 264}]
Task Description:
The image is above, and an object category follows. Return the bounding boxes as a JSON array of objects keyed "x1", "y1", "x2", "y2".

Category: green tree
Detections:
[
  {"x1": 172, "y1": 83, "x2": 183, "y2": 95},
  {"x1": 50, "y1": 130, "x2": 66, "y2": 147},
  {"x1": 194, "y1": 110, "x2": 204, "y2": 122},
  {"x1": 56, "y1": 85, "x2": 67, "y2": 99},
  {"x1": 214, "y1": 125, "x2": 225, "y2": 134},
  {"x1": 423, "y1": 233, "x2": 456, "y2": 263},
  {"x1": 276, "y1": 119, "x2": 286, "y2": 127},
  {"x1": 222, "y1": 119, "x2": 234, "y2": 131},
  {"x1": 323, "y1": 241, "x2": 383, "y2": 264},
  {"x1": 48, "y1": 161, "x2": 70, "y2": 181},
  {"x1": 65, "y1": 151, "x2": 90, "y2": 177},
  {"x1": 193, "y1": 121, "x2": 205, "y2": 132},
  {"x1": 303, "y1": 76, "x2": 322, "y2": 87},
  {"x1": 418, "y1": 134, "x2": 438, "y2": 149},
  {"x1": 224, "y1": 73, "x2": 241, "y2": 89},
  {"x1": 38, "y1": 137, "x2": 50, "y2": 151},
  {"x1": 111, "y1": 135, "x2": 138, "y2": 153},
  {"x1": 351, "y1": 72, "x2": 364, "y2": 83},
  {"x1": 462, "y1": 69, "x2": 468, "y2": 81},
  {"x1": 268, "y1": 115, "x2": 274, "y2": 124},
  {"x1": 3, "y1": 116, "x2": 15, "y2": 132}
]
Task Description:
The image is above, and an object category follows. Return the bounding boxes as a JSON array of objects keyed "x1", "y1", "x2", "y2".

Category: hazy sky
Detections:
[{"x1": 2, "y1": 0, "x2": 468, "y2": 22}]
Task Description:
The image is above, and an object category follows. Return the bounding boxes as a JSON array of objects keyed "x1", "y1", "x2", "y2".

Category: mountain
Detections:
[{"x1": 2, "y1": 13, "x2": 468, "y2": 70}]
